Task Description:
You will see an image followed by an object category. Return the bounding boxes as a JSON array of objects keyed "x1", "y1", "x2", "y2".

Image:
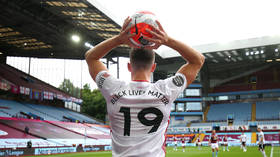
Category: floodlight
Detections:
[
  {"x1": 72, "y1": 35, "x2": 80, "y2": 42},
  {"x1": 85, "y1": 42, "x2": 94, "y2": 48}
]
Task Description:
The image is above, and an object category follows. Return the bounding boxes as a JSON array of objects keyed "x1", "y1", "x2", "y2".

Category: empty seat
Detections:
[{"x1": 207, "y1": 103, "x2": 251, "y2": 121}]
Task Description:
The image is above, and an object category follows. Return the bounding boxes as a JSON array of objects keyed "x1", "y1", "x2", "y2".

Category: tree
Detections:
[
  {"x1": 59, "y1": 79, "x2": 81, "y2": 98},
  {"x1": 81, "y1": 84, "x2": 106, "y2": 121}
]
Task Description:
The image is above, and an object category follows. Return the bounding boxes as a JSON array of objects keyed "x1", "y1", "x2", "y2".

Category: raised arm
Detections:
[
  {"x1": 165, "y1": 37, "x2": 205, "y2": 85},
  {"x1": 146, "y1": 21, "x2": 205, "y2": 86},
  {"x1": 85, "y1": 17, "x2": 135, "y2": 81}
]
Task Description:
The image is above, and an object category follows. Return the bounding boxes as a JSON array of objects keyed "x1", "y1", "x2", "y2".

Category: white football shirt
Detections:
[
  {"x1": 96, "y1": 71, "x2": 187, "y2": 157},
  {"x1": 258, "y1": 131, "x2": 266, "y2": 144},
  {"x1": 240, "y1": 134, "x2": 247, "y2": 142}
]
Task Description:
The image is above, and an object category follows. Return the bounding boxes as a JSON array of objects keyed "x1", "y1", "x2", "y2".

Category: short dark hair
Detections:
[{"x1": 129, "y1": 48, "x2": 155, "y2": 70}]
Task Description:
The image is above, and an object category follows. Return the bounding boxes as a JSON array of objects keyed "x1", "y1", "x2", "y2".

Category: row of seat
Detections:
[
  {"x1": 0, "y1": 99, "x2": 99, "y2": 123},
  {"x1": 207, "y1": 101, "x2": 280, "y2": 121},
  {"x1": 0, "y1": 118, "x2": 110, "y2": 148}
]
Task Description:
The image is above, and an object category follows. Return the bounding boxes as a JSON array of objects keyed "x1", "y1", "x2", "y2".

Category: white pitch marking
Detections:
[{"x1": 270, "y1": 146, "x2": 274, "y2": 157}]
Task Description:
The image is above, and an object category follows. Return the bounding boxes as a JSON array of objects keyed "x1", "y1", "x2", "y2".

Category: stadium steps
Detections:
[
  {"x1": 251, "y1": 132, "x2": 257, "y2": 143},
  {"x1": 0, "y1": 120, "x2": 65, "y2": 146},
  {"x1": 203, "y1": 105, "x2": 210, "y2": 122},
  {"x1": 251, "y1": 103, "x2": 256, "y2": 121},
  {"x1": 0, "y1": 109, "x2": 12, "y2": 117},
  {"x1": 0, "y1": 119, "x2": 47, "y2": 140},
  {"x1": 45, "y1": 121, "x2": 97, "y2": 139},
  {"x1": 21, "y1": 103, "x2": 61, "y2": 121},
  {"x1": 62, "y1": 109, "x2": 99, "y2": 124}
]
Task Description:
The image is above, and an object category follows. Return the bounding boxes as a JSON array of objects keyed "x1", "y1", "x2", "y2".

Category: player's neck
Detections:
[{"x1": 131, "y1": 70, "x2": 151, "y2": 82}]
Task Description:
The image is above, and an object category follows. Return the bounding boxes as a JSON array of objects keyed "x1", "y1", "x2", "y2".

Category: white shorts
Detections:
[
  {"x1": 211, "y1": 143, "x2": 219, "y2": 149},
  {"x1": 198, "y1": 142, "x2": 202, "y2": 146},
  {"x1": 224, "y1": 142, "x2": 228, "y2": 145}
]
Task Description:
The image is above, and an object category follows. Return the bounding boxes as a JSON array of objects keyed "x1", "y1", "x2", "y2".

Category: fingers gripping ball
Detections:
[{"x1": 127, "y1": 11, "x2": 159, "y2": 47}]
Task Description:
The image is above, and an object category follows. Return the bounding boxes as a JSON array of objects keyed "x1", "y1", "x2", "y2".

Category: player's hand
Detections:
[
  {"x1": 117, "y1": 17, "x2": 137, "y2": 48},
  {"x1": 144, "y1": 20, "x2": 169, "y2": 49}
]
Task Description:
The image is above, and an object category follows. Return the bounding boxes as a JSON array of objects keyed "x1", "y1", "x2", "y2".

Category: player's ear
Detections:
[
  {"x1": 128, "y1": 62, "x2": 132, "y2": 72},
  {"x1": 150, "y1": 63, "x2": 157, "y2": 72}
]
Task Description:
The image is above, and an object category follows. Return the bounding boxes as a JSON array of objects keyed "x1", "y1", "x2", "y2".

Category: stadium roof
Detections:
[
  {"x1": 156, "y1": 37, "x2": 280, "y2": 72},
  {"x1": 0, "y1": 0, "x2": 130, "y2": 59},
  {"x1": 0, "y1": 0, "x2": 280, "y2": 87},
  {"x1": 155, "y1": 42, "x2": 280, "y2": 87}
]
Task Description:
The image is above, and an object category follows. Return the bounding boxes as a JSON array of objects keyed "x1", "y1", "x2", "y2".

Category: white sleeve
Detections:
[
  {"x1": 154, "y1": 73, "x2": 187, "y2": 103},
  {"x1": 95, "y1": 71, "x2": 124, "y2": 99}
]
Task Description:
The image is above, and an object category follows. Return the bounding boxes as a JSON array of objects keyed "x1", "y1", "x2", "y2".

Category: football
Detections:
[{"x1": 127, "y1": 11, "x2": 159, "y2": 47}]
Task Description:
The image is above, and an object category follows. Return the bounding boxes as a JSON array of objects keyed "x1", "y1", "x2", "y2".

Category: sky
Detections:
[
  {"x1": 6, "y1": 0, "x2": 280, "y2": 90},
  {"x1": 91, "y1": 0, "x2": 280, "y2": 56}
]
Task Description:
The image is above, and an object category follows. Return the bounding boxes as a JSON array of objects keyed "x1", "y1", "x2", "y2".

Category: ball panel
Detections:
[{"x1": 127, "y1": 11, "x2": 158, "y2": 47}]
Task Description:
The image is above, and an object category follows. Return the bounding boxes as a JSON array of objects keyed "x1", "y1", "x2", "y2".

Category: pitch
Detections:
[{"x1": 25, "y1": 146, "x2": 279, "y2": 157}]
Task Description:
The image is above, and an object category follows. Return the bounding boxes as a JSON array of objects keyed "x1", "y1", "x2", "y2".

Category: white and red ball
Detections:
[{"x1": 127, "y1": 11, "x2": 159, "y2": 47}]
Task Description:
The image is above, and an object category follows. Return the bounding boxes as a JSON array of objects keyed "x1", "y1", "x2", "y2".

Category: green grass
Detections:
[{"x1": 26, "y1": 146, "x2": 279, "y2": 157}]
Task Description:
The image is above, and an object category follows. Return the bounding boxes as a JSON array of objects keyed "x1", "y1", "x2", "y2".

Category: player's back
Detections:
[
  {"x1": 258, "y1": 131, "x2": 266, "y2": 144},
  {"x1": 223, "y1": 136, "x2": 227, "y2": 142},
  {"x1": 109, "y1": 81, "x2": 170, "y2": 136},
  {"x1": 109, "y1": 81, "x2": 171, "y2": 157},
  {"x1": 96, "y1": 71, "x2": 186, "y2": 157},
  {"x1": 241, "y1": 134, "x2": 246, "y2": 142}
]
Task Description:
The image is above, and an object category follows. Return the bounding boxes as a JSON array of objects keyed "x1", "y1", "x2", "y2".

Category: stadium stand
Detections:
[
  {"x1": 0, "y1": 62, "x2": 110, "y2": 152},
  {"x1": 1, "y1": 0, "x2": 280, "y2": 156},
  {"x1": 233, "y1": 121, "x2": 248, "y2": 125},
  {"x1": 86, "y1": 123, "x2": 111, "y2": 134},
  {"x1": 207, "y1": 103, "x2": 251, "y2": 121},
  {"x1": 0, "y1": 99, "x2": 56, "y2": 121},
  {"x1": 47, "y1": 121, "x2": 110, "y2": 139},
  {"x1": 0, "y1": 109, "x2": 10, "y2": 117},
  {"x1": 0, "y1": 63, "x2": 82, "y2": 104},
  {"x1": 0, "y1": 123, "x2": 60, "y2": 148},
  {"x1": 191, "y1": 122, "x2": 212, "y2": 127},
  {"x1": 0, "y1": 99, "x2": 98, "y2": 123},
  {"x1": 0, "y1": 117, "x2": 111, "y2": 147},
  {"x1": 0, "y1": 123, "x2": 36, "y2": 139},
  {"x1": 256, "y1": 101, "x2": 280, "y2": 120},
  {"x1": 257, "y1": 120, "x2": 280, "y2": 125},
  {"x1": 23, "y1": 102, "x2": 99, "y2": 123},
  {"x1": 0, "y1": 62, "x2": 103, "y2": 125},
  {"x1": 212, "y1": 65, "x2": 280, "y2": 93},
  {"x1": 0, "y1": 64, "x2": 66, "y2": 97},
  {"x1": 0, "y1": 117, "x2": 86, "y2": 139},
  {"x1": 65, "y1": 109, "x2": 99, "y2": 124}
]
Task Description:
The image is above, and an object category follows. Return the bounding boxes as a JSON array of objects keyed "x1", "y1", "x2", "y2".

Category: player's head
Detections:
[
  {"x1": 212, "y1": 130, "x2": 216, "y2": 134},
  {"x1": 242, "y1": 132, "x2": 244, "y2": 135},
  {"x1": 128, "y1": 48, "x2": 156, "y2": 72},
  {"x1": 257, "y1": 127, "x2": 262, "y2": 132}
]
